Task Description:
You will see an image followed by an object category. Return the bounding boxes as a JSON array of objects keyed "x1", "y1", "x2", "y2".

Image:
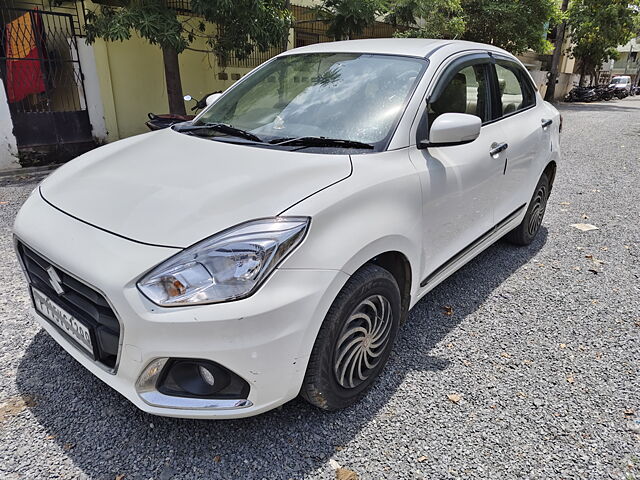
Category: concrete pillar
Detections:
[
  {"x1": 91, "y1": 39, "x2": 120, "y2": 142},
  {"x1": 76, "y1": 40, "x2": 108, "y2": 142},
  {"x1": 0, "y1": 79, "x2": 20, "y2": 170},
  {"x1": 287, "y1": 28, "x2": 296, "y2": 50}
]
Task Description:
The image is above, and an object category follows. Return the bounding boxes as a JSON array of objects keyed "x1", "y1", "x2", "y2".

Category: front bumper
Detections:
[{"x1": 14, "y1": 190, "x2": 348, "y2": 418}]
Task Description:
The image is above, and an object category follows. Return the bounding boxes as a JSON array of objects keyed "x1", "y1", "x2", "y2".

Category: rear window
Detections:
[{"x1": 494, "y1": 60, "x2": 535, "y2": 117}]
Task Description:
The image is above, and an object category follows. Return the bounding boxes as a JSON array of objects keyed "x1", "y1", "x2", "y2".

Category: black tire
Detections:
[
  {"x1": 300, "y1": 264, "x2": 401, "y2": 411},
  {"x1": 505, "y1": 173, "x2": 550, "y2": 246}
]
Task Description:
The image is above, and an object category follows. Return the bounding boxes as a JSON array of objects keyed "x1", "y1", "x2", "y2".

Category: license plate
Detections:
[{"x1": 32, "y1": 287, "x2": 93, "y2": 354}]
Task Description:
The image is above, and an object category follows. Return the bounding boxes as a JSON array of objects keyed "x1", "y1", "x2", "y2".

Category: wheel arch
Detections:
[
  {"x1": 339, "y1": 237, "x2": 418, "y2": 323},
  {"x1": 543, "y1": 160, "x2": 557, "y2": 192},
  {"x1": 367, "y1": 251, "x2": 412, "y2": 323}
]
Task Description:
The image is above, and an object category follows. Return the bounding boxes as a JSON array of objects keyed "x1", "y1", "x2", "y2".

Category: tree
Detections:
[
  {"x1": 567, "y1": 0, "x2": 639, "y2": 86},
  {"x1": 544, "y1": 0, "x2": 570, "y2": 102},
  {"x1": 84, "y1": 0, "x2": 292, "y2": 114},
  {"x1": 389, "y1": 0, "x2": 466, "y2": 39},
  {"x1": 460, "y1": 0, "x2": 558, "y2": 54},
  {"x1": 332, "y1": 0, "x2": 556, "y2": 54},
  {"x1": 313, "y1": 0, "x2": 385, "y2": 40}
]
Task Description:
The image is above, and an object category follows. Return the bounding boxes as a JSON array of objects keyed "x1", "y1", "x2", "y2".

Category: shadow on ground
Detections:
[
  {"x1": 16, "y1": 229, "x2": 547, "y2": 479},
  {"x1": 557, "y1": 99, "x2": 640, "y2": 114}
]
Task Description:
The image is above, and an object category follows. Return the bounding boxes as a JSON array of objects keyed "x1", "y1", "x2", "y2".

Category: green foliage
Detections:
[
  {"x1": 85, "y1": 0, "x2": 186, "y2": 51},
  {"x1": 333, "y1": 0, "x2": 558, "y2": 53},
  {"x1": 460, "y1": 0, "x2": 558, "y2": 54},
  {"x1": 85, "y1": 0, "x2": 292, "y2": 64},
  {"x1": 314, "y1": 0, "x2": 385, "y2": 40},
  {"x1": 191, "y1": 0, "x2": 293, "y2": 64},
  {"x1": 389, "y1": 0, "x2": 466, "y2": 39},
  {"x1": 568, "y1": 0, "x2": 639, "y2": 77}
]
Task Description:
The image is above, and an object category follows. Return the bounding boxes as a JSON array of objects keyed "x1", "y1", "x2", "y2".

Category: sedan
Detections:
[{"x1": 14, "y1": 38, "x2": 560, "y2": 418}]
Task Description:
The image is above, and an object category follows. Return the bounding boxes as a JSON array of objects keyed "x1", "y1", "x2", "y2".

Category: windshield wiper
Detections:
[
  {"x1": 269, "y1": 136, "x2": 374, "y2": 150},
  {"x1": 175, "y1": 122, "x2": 263, "y2": 143}
]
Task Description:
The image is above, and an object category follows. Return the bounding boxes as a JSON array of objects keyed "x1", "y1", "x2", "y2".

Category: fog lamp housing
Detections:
[
  {"x1": 158, "y1": 358, "x2": 249, "y2": 399},
  {"x1": 135, "y1": 358, "x2": 252, "y2": 410}
]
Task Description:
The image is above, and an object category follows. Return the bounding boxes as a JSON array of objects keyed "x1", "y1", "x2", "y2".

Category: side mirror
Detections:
[
  {"x1": 183, "y1": 95, "x2": 192, "y2": 101},
  {"x1": 420, "y1": 112, "x2": 481, "y2": 148},
  {"x1": 205, "y1": 93, "x2": 222, "y2": 106}
]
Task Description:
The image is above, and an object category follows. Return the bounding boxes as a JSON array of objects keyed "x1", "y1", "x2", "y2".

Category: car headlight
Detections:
[{"x1": 137, "y1": 217, "x2": 309, "y2": 306}]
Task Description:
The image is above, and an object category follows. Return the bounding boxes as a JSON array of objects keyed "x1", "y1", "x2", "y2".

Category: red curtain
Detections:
[{"x1": 4, "y1": 11, "x2": 46, "y2": 103}]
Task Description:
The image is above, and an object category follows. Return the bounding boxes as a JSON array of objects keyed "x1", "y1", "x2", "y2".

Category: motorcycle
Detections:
[
  {"x1": 612, "y1": 87, "x2": 629, "y2": 99},
  {"x1": 594, "y1": 85, "x2": 615, "y2": 101},
  {"x1": 145, "y1": 91, "x2": 222, "y2": 131},
  {"x1": 564, "y1": 85, "x2": 598, "y2": 102}
]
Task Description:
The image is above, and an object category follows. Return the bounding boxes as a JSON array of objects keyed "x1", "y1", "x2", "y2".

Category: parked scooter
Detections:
[{"x1": 145, "y1": 91, "x2": 222, "y2": 131}]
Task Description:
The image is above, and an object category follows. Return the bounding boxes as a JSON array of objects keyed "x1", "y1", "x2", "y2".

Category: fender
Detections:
[{"x1": 280, "y1": 149, "x2": 423, "y2": 302}]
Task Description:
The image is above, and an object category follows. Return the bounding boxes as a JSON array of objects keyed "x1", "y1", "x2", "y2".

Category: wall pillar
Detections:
[
  {"x1": 0, "y1": 79, "x2": 20, "y2": 170},
  {"x1": 287, "y1": 28, "x2": 296, "y2": 50},
  {"x1": 91, "y1": 39, "x2": 120, "y2": 141},
  {"x1": 77, "y1": 41, "x2": 108, "y2": 143}
]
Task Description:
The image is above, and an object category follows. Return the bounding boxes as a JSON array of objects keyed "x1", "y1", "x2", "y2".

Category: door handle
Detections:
[
  {"x1": 489, "y1": 142, "x2": 508, "y2": 157},
  {"x1": 541, "y1": 118, "x2": 553, "y2": 129}
]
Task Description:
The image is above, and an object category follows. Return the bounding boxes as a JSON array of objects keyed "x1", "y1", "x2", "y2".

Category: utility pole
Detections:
[{"x1": 544, "y1": 0, "x2": 570, "y2": 102}]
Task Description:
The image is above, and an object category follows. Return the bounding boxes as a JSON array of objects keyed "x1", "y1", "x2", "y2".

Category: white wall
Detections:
[
  {"x1": 534, "y1": 71, "x2": 580, "y2": 101},
  {"x1": 529, "y1": 70, "x2": 548, "y2": 92},
  {"x1": 0, "y1": 79, "x2": 20, "y2": 170},
  {"x1": 76, "y1": 41, "x2": 108, "y2": 142}
]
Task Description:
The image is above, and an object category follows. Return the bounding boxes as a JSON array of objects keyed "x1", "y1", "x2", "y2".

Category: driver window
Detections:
[{"x1": 428, "y1": 63, "x2": 489, "y2": 126}]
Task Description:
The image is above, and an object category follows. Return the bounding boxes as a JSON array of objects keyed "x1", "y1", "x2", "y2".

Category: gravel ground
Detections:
[{"x1": 1, "y1": 97, "x2": 639, "y2": 480}]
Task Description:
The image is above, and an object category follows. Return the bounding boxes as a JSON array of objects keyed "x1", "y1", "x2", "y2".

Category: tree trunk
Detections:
[
  {"x1": 544, "y1": 0, "x2": 569, "y2": 102},
  {"x1": 162, "y1": 45, "x2": 186, "y2": 115},
  {"x1": 579, "y1": 62, "x2": 587, "y2": 87}
]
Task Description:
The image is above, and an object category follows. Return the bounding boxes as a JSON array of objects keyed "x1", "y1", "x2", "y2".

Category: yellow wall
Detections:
[{"x1": 87, "y1": 9, "x2": 256, "y2": 140}]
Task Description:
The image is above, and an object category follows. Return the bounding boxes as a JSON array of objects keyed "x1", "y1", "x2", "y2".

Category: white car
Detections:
[
  {"x1": 608, "y1": 75, "x2": 632, "y2": 92},
  {"x1": 14, "y1": 39, "x2": 560, "y2": 419}
]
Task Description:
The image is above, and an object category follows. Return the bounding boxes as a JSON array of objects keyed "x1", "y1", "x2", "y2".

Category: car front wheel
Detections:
[{"x1": 300, "y1": 264, "x2": 400, "y2": 410}]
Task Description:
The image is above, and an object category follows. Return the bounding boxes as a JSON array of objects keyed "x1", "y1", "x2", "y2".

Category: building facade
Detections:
[
  {"x1": 0, "y1": 0, "x2": 411, "y2": 169},
  {"x1": 0, "y1": 0, "x2": 588, "y2": 170},
  {"x1": 598, "y1": 37, "x2": 640, "y2": 86}
]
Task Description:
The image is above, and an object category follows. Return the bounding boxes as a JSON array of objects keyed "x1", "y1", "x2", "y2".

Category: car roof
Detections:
[{"x1": 278, "y1": 38, "x2": 511, "y2": 59}]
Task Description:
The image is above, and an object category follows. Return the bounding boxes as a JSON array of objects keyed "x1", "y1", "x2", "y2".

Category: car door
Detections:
[
  {"x1": 408, "y1": 54, "x2": 507, "y2": 286},
  {"x1": 490, "y1": 58, "x2": 548, "y2": 222}
]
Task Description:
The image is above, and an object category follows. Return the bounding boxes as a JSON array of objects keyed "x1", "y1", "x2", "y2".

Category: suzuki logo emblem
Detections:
[{"x1": 46, "y1": 266, "x2": 64, "y2": 295}]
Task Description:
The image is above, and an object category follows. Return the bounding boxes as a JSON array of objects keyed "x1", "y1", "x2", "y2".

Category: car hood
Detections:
[{"x1": 40, "y1": 129, "x2": 352, "y2": 248}]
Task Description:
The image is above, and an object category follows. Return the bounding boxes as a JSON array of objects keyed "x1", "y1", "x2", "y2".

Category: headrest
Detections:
[{"x1": 498, "y1": 78, "x2": 506, "y2": 95}]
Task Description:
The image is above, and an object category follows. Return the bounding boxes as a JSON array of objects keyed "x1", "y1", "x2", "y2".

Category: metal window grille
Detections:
[{"x1": 0, "y1": 0, "x2": 93, "y2": 148}]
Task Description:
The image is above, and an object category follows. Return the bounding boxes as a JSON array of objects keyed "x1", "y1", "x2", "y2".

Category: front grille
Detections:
[{"x1": 17, "y1": 242, "x2": 121, "y2": 370}]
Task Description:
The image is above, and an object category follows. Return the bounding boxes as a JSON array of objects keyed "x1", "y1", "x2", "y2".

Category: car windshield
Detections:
[
  {"x1": 193, "y1": 53, "x2": 427, "y2": 151},
  {"x1": 611, "y1": 78, "x2": 628, "y2": 84}
]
